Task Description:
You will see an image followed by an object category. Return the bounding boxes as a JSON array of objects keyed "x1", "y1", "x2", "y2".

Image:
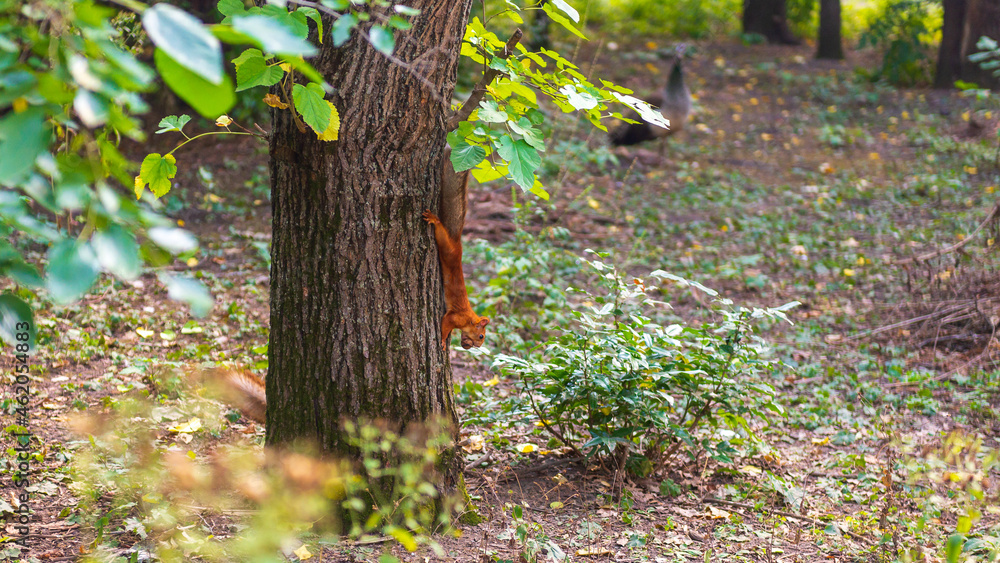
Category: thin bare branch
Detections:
[{"x1": 893, "y1": 199, "x2": 1000, "y2": 265}]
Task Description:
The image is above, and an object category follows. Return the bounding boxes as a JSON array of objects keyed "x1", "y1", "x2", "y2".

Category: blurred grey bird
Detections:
[{"x1": 609, "y1": 43, "x2": 692, "y2": 147}]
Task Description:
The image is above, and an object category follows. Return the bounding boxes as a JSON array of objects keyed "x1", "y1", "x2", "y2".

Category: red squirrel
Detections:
[
  {"x1": 209, "y1": 367, "x2": 266, "y2": 423},
  {"x1": 423, "y1": 151, "x2": 489, "y2": 349}
]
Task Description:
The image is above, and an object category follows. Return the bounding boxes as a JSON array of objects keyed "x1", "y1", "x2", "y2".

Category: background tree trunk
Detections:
[
  {"x1": 743, "y1": 0, "x2": 799, "y2": 45},
  {"x1": 266, "y1": 0, "x2": 473, "y2": 462},
  {"x1": 816, "y1": 0, "x2": 844, "y2": 60},
  {"x1": 935, "y1": 0, "x2": 967, "y2": 88},
  {"x1": 960, "y1": 0, "x2": 1000, "y2": 89}
]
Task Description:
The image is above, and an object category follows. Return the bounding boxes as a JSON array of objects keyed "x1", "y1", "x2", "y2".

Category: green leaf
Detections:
[
  {"x1": 73, "y1": 90, "x2": 110, "y2": 128},
  {"x1": 45, "y1": 240, "x2": 100, "y2": 305},
  {"x1": 279, "y1": 54, "x2": 326, "y2": 85},
  {"x1": 136, "y1": 153, "x2": 178, "y2": 198},
  {"x1": 549, "y1": 0, "x2": 580, "y2": 22},
  {"x1": 477, "y1": 100, "x2": 507, "y2": 123},
  {"x1": 0, "y1": 293, "x2": 35, "y2": 351},
  {"x1": 945, "y1": 533, "x2": 964, "y2": 563},
  {"x1": 217, "y1": 0, "x2": 247, "y2": 18},
  {"x1": 449, "y1": 141, "x2": 486, "y2": 172},
  {"x1": 159, "y1": 273, "x2": 213, "y2": 318},
  {"x1": 542, "y1": 3, "x2": 587, "y2": 40},
  {"x1": 509, "y1": 117, "x2": 545, "y2": 150},
  {"x1": 92, "y1": 224, "x2": 141, "y2": 280},
  {"x1": 297, "y1": 7, "x2": 323, "y2": 39},
  {"x1": 143, "y1": 3, "x2": 223, "y2": 84},
  {"x1": 233, "y1": 49, "x2": 284, "y2": 91},
  {"x1": 393, "y1": 5, "x2": 420, "y2": 16},
  {"x1": 292, "y1": 82, "x2": 331, "y2": 134},
  {"x1": 331, "y1": 13, "x2": 357, "y2": 47},
  {"x1": 496, "y1": 135, "x2": 541, "y2": 192},
  {"x1": 155, "y1": 114, "x2": 191, "y2": 134},
  {"x1": 155, "y1": 48, "x2": 235, "y2": 118},
  {"x1": 231, "y1": 15, "x2": 317, "y2": 56},
  {"x1": 0, "y1": 107, "x2": 47, "y2": 185},
  {"x1": 148, "y1": 227, "x2": 198, "y2": 254},
  {"x1": 369, "y1": 25, "x2": 395, "y2": 55},
  {"x1": 560, "y1": 84, "x2": 598, "y2": 110}
]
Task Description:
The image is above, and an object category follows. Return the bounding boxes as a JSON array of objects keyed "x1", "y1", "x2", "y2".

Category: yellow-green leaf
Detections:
[
  {"x1": 316, "y1": 101, "x2": 340, "y2": 141},
  {"x1": 135, "y1": 153, "x2": 178, "y2": 198}
]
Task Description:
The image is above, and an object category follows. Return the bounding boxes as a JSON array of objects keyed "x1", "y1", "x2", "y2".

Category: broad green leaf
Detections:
[
  {"x1": 550, "y1": 0, "x2": 580, "y2": 22},
  {"x1": 143, "y1": 3, "x2": 223, "y2": 84},
  {"x1": 471, "y1": 160, "x2": 507, "y2": 183},
  {"x1": 496, "y1": 135, "x2": 541, "y2": 192},
  {"x1": 945, "y1": 533, "x2": 964, "y2": 563},
  {"x1": 159, "y1": 273, "x2": 213, "y2": 318},
  {"x1": 331, "y1": 13, "x2": 357, "y2": 47},
  {"x1": 393, "y1": 5, "x2": 420, "y2": 15},
  {"x1": 135, "y1": 153, "x2": 177, "y2": 198},
  {"x1": 232, "y1": 15, "x2": 317, "y2": 56},
  {"x1": 542, "y1": 3, "x2": 587, "y2": 39},
  {"x1": 0, "y1": 107, "x2": 47, "y2": 185},
  {"x1": 148, "y1": 227, "x2": 198, "y2": 254},
  {"x1": 233, "y1": 49, "x2": 284, "y2": 91},
  {"x1": 560, "y1": 84, "x2": 598, "y2": 110},
  {"x1": 92, "y1": 224, "x2": 141, "y2": 280},
  {"x1": 292, "y1": 82, "x2": 331, "y2": 134},
  {"x1": 369, "y1": 25, "x2": 395, "y2": 55},
  {"x1": 297, "y1": 7, "x2": 323, "y2": 39},
  {"x1": 508, "y1": 117, "x2": 545, "y2": 150},
  {"x1": 477, "y1": 100, "x2": 507, "y2": 123},
  {"x1": 450, "y1": 141, "x2": 486, "y2": 172},
  {"x1": 45, "y1": 240, "x2": 100, "y2": 305},
  {"x1": 155, "y1": 48, "x2": 235, "y2": 118},
  {"x1": 73, "y1": 89, "x2": 109, "y2": 127},
  {"x1": 387, "y1": 16, "x2": 412, "y2": 31},
  {"x1": 4, "y1": 261, "x2": 43, "y2": 288},
  {"x1": 613, "y1": 92, "x2": 670, "y2": 129},
  {"x1": 156, "y1": 114, "x2": 191, "y2": 134},
  {"x1": 217, "y1": 0, "x2": 248, "y2": 19},
  {"x1": 0, "y1": 293, "x2": 35, "y2": 351}
]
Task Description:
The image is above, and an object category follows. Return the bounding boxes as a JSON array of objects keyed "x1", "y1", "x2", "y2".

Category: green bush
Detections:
[
  {"x1": 493, "y1": 253, "x2": 795, "y2": 474},
  {"x1": 68, "y1": 373, "x2": 457, "y2": 562},
  {"x1": 858, "y1": 0, "x2": 941, "y2": 86}
]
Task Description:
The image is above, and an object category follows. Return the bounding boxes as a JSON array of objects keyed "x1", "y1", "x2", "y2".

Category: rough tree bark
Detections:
[
  {"x1": 816, "y1": 0, "x2": 844, "y2": 60},
  {"x1": 935, "y1": 0, "x2": 967, "y2": 88},
  {"x1": 960, "y1": 0, "x2": 1000, "y2": 89},
  {"x1": 742, "y1": 0, "x2": 800, "y2": 45},
  {"x1": 265, "y1": 0, "x2": 474, "y2": 465}
]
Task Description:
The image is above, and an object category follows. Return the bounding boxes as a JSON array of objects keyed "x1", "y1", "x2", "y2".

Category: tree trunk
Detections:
[
  {"x1": 265, "y1": 0, "x2": 473, "y2": 467},
  {"x1": 816, "y1": 0, "x2": 844, "y2": 60},
  {"x1": 960, "y1": 0, "x2": 1000, "y2": 89},
  {"x1": 935, "y1": 0, "x2": 967, "y2": 88},
  {"x1": 743, "y1": 0, "x2": 799, "y2": 45}
]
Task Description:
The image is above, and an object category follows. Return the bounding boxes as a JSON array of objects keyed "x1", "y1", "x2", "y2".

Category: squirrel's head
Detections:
[{"x1": 460, "y1": 317, "x2": 490, "y2": 349}]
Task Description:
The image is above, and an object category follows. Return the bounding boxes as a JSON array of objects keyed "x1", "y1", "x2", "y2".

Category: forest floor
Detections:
[{"x1": 3, "y1": 36, "x2": 1000, "y2": 563}]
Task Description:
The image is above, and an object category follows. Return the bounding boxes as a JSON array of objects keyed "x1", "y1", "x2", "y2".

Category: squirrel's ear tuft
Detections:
[{"x1": 479, "y1": 317, "x2": 490, "y2": 328}]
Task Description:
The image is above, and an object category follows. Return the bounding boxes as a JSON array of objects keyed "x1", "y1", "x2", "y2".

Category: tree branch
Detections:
[
  {"x1": 446, "y1": 28, "x2": 523, "y2": 131},
  {"x1": 893, "y1": 199, "x2": 1000, "y2": 265}
]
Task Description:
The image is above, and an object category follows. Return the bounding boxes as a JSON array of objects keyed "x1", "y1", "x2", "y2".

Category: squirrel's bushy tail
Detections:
[{"x1": 209, "y1": 368, "x2": 266, "y2": 423}]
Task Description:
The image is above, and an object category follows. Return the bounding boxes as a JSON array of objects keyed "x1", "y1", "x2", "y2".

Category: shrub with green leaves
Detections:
[
  {"x1": 70, "y1": 373, "x2": 458, "y2": 562},
  {"x1": 493, "y1": 253, "x2": 796, "y2": 475},
  {"x1": 857, "y1": 0, "x2": 941, "y2": 86}
]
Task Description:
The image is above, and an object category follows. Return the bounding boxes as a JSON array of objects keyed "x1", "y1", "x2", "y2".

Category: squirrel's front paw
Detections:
[{"x1": 422, "y1": 210, "x2": 440, "y2": 224}]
